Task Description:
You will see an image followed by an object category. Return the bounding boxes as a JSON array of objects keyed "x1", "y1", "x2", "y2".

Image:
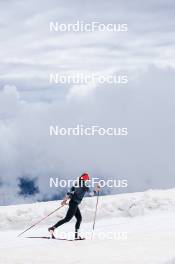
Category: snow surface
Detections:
[{"x1": 0, "y1": 188, "x2": 175, "y2": 264}]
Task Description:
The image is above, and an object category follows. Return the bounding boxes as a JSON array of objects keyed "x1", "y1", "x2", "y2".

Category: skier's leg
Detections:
[
  {"x1": 54, "y1": 203, "x2": 77, "y2": 228},
  {"x1": 74, "y1": 206, "x2": 82, "y2": 239},
  {"x1": 49, "y1": 200, "x2": 78, "y2": 230}
]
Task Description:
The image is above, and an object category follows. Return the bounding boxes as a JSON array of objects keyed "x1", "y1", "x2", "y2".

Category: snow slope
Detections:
[{"x1": 0, "y1": 188, "x2": 175, "y2": 264}]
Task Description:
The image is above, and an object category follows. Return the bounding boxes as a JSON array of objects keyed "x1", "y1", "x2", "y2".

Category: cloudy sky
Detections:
[{"x1": 0, "y1": 0, "x2": 175, "y2": 205}]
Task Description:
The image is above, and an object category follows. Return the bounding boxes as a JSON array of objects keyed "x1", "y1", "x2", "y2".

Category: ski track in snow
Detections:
[{"x1": 0, "y1": 189, "x2": 175, "y2": 264}]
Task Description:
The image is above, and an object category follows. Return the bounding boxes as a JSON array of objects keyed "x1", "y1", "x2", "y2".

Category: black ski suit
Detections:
[{"x1": 53, "y1": 185, "x2": 90, "y2": 233}]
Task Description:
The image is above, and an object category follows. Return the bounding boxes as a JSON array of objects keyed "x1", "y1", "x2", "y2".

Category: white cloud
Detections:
[
  {"x1": 0, "y1": 85, "x2": 20, "y2": 118},
  {"x1": 67, "y1": 82, "x2": 97, "y2": 99},
  {"x1": 0, "y1": 0, "x2": 175, "y2": 91},
  {"x1": 0, "y1": 0, "x2": 175, "y2": 204}
]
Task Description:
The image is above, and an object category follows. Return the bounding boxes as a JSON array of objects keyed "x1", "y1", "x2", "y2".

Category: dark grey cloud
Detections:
[{"x1": 0, "y1": 66, "x2": 175, "y2": 204}]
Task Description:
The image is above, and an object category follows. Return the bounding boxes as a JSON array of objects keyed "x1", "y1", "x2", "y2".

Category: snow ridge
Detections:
[{"x1": 0, "y1": 188, "x2": 175, "y2": 230}]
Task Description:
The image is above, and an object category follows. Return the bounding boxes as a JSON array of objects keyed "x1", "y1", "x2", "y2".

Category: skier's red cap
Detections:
[{"x1": 80, "y1": 173, "x2": 90, "y2": 181}]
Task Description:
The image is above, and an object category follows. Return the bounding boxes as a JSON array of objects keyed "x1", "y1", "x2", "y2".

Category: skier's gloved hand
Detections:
[
  {"x1": 95, "y1": 184, "x2": 101, "y2": 192},
  {"x1": 61, "y1": 199, "x2": 68, "y2": 206}
]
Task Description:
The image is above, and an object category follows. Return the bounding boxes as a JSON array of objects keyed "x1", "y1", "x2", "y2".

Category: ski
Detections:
[{"x1": 26, "y1": 236, "x2": 85, "y2": 241}]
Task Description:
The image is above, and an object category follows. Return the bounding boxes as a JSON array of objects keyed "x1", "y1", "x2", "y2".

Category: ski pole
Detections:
[
  {"x1": 17, "y1": 204, "x2": 64, "y2": 237},
  {"x1": 91, "y1": 191, "x2": 100, "y2": 240}
]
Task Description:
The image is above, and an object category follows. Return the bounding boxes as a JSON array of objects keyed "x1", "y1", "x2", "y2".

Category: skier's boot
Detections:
[
  {"x1": 75, "y1": 229, "x2": 85, "y2": 240},
  {"x1": 48, "y1": 226, "x2": 56, "y2": 239}
]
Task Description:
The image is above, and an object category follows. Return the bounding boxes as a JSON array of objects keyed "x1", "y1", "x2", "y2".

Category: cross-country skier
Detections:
[{"x1": 48, "y1": 173, "x2": 100, "y2": 240}]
